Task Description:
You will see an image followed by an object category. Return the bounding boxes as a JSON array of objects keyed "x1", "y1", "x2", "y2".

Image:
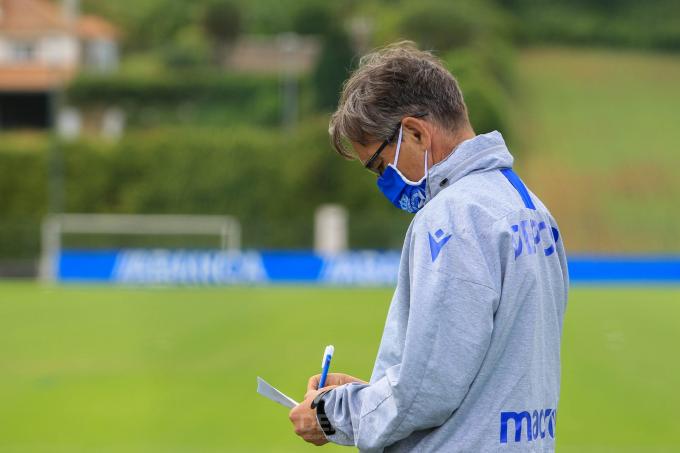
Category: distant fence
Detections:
[{"x1": 53, "y1": 249, "x2": 680, "y2": 285}]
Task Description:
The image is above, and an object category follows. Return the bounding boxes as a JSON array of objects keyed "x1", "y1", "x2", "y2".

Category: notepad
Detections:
[{"x1": 256, "y1": 376, "x2": 299, "y2": 409}]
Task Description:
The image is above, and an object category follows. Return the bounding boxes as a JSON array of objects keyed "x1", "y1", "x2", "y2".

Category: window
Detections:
[{"x1": 12, "y1": 42, "x2": 35, "y2": 62}]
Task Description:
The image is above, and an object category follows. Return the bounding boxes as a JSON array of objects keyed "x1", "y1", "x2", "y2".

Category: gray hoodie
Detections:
[{"x1": 320, "y1": 131, "x2": 569, "y2": 452}]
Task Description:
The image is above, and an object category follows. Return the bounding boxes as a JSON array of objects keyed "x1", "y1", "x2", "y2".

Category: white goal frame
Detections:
[{"x1": 40, "y1": 214, "x2": 241, "y2": 282}]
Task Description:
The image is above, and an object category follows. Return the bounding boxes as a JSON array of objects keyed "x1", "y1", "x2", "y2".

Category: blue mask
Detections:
[{"x1": 376, "y1": 125, "x2": 429, "y2": 214}]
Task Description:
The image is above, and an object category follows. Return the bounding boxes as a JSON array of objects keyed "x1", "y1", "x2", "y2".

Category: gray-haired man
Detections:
[{"x1": 289, "y1": 42, "x2": 568, "y2": 452}]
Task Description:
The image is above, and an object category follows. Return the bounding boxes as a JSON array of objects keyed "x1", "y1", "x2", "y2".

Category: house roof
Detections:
[
  {"x1": 0, "y1": 64, "x2": 74, "y2": 91},
  {"x1": 77, "y1": 15, "x2": 118, "y2": 40},
  {"x1": 0, "y1": 0, "x2": 118, "y2": 39}
]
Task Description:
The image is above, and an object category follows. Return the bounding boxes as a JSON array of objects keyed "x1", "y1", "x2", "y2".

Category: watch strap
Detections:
[{"x1": 311, "y1": 389, "x2": 336, "y2": 435}]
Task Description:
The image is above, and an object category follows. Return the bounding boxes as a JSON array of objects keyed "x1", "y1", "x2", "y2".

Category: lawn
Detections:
[
  {"x1": 0, "y1": 282, "x2": 678, "y2": 452},
  {"x1": 514, "y1": 47, "x2": 680, "y2": 252},
  {"x1": 1, "y1": 46, "x2": 678, "y2": 453}
]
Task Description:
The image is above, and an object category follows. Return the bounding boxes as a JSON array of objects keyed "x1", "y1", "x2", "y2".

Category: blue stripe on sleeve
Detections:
[{"x1": 500, "y1": 168, "x2": 536, "y2": 210}]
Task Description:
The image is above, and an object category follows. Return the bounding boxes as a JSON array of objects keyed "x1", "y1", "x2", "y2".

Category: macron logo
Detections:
[
  {"x1": 428, "y1": 229, "x2": 452, "y2": 262},
  {"x1": 500, "y1": 409, "x2": 556, "y2": 444}
]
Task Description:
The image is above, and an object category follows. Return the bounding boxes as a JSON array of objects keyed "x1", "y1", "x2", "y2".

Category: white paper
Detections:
[{"x1": 256, "y1": 376, "x2": 299, "y2": 409}]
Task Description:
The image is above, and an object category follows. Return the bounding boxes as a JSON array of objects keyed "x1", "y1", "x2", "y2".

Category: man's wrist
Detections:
[{"x1": 311, "y1": 389, "x2": 335, "y2": 436}]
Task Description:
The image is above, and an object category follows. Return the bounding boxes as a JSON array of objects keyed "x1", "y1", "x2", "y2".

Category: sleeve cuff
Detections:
[{"x1": 316, "y1": 388, "x2": 355, "y2": 446}]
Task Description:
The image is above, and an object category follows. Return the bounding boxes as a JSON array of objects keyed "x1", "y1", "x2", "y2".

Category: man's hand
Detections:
[
  {"x1": 305, "y1": 373, "x2": 367, "y2": 400},
  {"x1": 290, "y1": 373, "x2": 366, "y2": 445},
  {"x1": 289, "y1": 386, "x2": 337, "y2": 446}
]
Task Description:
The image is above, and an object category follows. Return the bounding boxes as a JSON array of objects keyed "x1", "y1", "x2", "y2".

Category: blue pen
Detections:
[{"x1": 318, "y1": 345, "x2": 334, "y2": 389}]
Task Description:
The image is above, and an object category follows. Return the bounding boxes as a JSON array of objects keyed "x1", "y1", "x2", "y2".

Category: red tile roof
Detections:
[
  {"x1": 0, "y1": 1, "x2": 119, "y2": 90},
  {"x1": 0, "y1": 0, "x2": 118, "y2": 39},
  {"x1": 0, "y1": 64, "x2": 75, "y2": 91},
  {"x1": 77, "y1": 14, "x2": 118, "y2": 40}
]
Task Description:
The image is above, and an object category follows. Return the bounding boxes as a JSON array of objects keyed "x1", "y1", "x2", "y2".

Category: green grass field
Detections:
[
  {"x1": 0, "y1": 282, "x2": 678, "y2": 452},
  {"x1": 515, "y1": 47, "x2": 680, "y2": 252},
  {"x1": 0, "y1": 47, "x2": 678, "y2": 452}
]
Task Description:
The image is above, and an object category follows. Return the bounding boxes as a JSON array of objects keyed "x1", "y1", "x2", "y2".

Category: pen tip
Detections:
[{"x1": 321, "y1": 345, "x2": 334, "y2": 366}]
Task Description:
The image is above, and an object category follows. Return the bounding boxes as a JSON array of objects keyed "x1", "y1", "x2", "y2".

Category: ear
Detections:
[{"x1": 402, "y1": 116, "x2": 432, "y2": 151}]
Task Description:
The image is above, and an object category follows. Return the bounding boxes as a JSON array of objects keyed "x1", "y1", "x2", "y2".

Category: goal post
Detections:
[{"x1": 39, "y1": 214, "x2": 241, "y2": 282}]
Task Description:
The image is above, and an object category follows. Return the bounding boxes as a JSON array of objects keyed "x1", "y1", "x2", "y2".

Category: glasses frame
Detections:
[{"x1": 363, "y1": 112, "x2": 428, "y2": 175}]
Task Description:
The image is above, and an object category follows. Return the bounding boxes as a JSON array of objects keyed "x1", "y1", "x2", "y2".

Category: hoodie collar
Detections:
[{"x1": 426, "y1": 130, "x2": 514, "y2": 202}]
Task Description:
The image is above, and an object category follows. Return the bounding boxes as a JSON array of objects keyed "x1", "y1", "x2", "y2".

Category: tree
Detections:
[
  {"x1": 291, "y1": 3, "x2": 333, "y2": 36},
  {"x1": 201, "y1": 0, "x2": 242, "y2": 64},
  {"x1": 312, "y1": 27, "x2": 355, "y2": 111}
]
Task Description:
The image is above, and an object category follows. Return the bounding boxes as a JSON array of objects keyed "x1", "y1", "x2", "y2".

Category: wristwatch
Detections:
[{"x1": 311, "y1": 389, "x2": 336, "y2": 435}]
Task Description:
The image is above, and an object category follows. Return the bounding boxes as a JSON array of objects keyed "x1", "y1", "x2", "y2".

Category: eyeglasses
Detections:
[{"x1": 363, "y1": 112, "x2": 428, "y2": 175}]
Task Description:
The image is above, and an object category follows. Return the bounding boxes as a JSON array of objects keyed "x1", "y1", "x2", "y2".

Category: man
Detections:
[{"x1": 289, "y1": 41, "x2": 568, "y2": 452}]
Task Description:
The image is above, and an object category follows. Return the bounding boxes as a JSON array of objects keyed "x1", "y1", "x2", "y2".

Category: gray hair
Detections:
[{"x1": 329, "y1": 41, "x2": 468, "y2": 159}]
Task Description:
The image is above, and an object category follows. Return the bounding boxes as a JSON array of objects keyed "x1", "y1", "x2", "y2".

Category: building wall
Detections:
[
  {"x1": 0, "y1": 34, "x2": 79, "y2": 67},
  {"x1": 83, "y1": 38, "x2": 118, "y2": 73},
  {"x1": 0, "y1": 37, "x2": 12, "y2": 63},
  {"x1": 38, "y1": 34, "x2": 80, "y2": 67}
]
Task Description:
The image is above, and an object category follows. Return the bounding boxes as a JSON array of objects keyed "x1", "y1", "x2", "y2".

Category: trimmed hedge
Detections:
[
  {"x1": 68, "y1": 72, "x2": 280, "y2": 105},
  {"x1": 0, "y1": 120, "x2": 412, "y2": 259},
  {"x1": 67, "y1": 72, "x2": 284, "y2": 126}
]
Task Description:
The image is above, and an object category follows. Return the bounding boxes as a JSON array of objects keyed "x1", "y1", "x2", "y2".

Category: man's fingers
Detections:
[
  {"x1": 303, "y1": 433, "x2": 327, "y2": 445},
  {"x1": 310, "y1": 436, "x2": 328, "y2": 446},
  {"x1": 308, "y1": 373, "x2": 343, "y2": 390},
  {"x1": 307, "y1": 374, "x2": 321, "y2": 391}
]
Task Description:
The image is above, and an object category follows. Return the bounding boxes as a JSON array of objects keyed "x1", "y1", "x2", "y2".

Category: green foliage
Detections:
[
  {"x1": 85, "y1": 121, "x2": 410, "y2": 249},
  {"x1": 67, "y1": 72, "x2": 282, "y2": 127},
  {"x1": 0, "y1": 120, "x2": 411, "y2": 259},
  {"x1": 160, "y1": 26, "x2": 212, "y2": 69},
  {"x1": 312, "y1": 28, "x2": 356, "y2": 111},
  {"x1": 82, "y1": 0, "x2": 680, "y2": 53},
  {"x1": 231, "y1": 0, "x2": 310, "y2": 35},
  {"x1": 291, "y1": 1, "x2": 335, "y2": 36},
  {"x1": 0, "y1": 136, "x2": 48, "y2": 260},
  {"x1": 443, "y1": 39, "x2": 515, "y2": 137},
  {"x1": 4, "y1": 0, "x2": 514, "y2": 262},
  {"x1": 78, "y1": 0, "x2": 518, "y2": 135},
  {"x1": 366, "y1": 0, "x2": 516, "y2": 137},
  {"x1": 68, "y1": 73, "x2": 278, "y2": 106},
  {"x1": 504, "y1": 0, "x2": 680, "y2": 50},
  {"x1": 126, "y1": 1, "x2": 195, "y2": 51},
  {"x1": 201, "y1": 0, "x2": 242, "y2": 43},
  {"x1": 396, "y1": 0, "x2": 509, "y2": 53}
]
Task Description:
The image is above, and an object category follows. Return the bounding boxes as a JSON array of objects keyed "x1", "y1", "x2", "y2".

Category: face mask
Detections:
[{"x1": 376, "y1": 125, "x2": 429, "y2": 214}]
